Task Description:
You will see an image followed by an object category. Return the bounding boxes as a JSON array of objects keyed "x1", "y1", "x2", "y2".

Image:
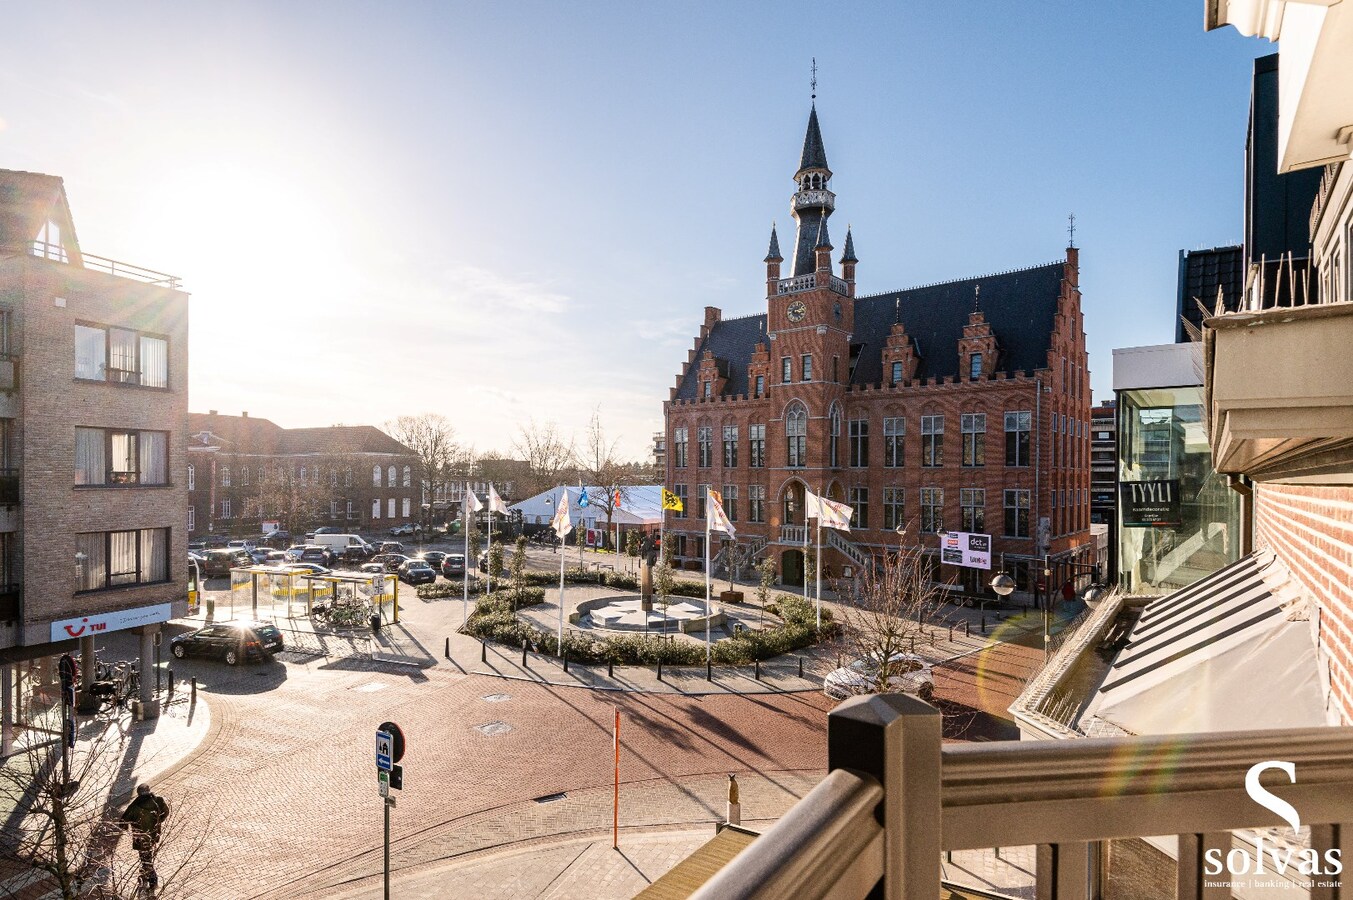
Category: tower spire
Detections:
[
  {"x1": 789, "y1": 100, "x2": 834, "y2": 277},
  {"x1": 765, "y1": 222, "x2": 782, "y2": 262},
  {"x1": 841, "y1": 225, "x2": 857, "y2": 263}
]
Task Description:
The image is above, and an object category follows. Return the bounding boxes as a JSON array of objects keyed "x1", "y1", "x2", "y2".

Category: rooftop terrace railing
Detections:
[
  {"x1": 693, "y1": 694, "x2": 1353, "y2": 900},
  {"x1": 29, "y1": 242, "x2": 182, "y2": 290}
]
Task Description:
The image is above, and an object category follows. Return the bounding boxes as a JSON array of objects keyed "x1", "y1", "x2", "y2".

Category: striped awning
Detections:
[{"x1": 1088, "y1": 549, "x2": 1325, "y2": 735}]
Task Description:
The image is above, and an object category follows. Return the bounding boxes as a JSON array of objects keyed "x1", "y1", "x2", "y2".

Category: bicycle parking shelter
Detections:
[{"x1": 222, "y1": 566, "x2": 400, "y2": 626}]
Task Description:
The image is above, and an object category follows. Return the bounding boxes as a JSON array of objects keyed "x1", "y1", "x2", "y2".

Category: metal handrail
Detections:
[
  {"x1": 703, "y1": 693, "x2": 1353, "y2": 900},
  {"x1": 690, "y1": 768, "x2": 884, "y2": 900},
  {"x1": 29, "y1": 242, "x2": 182, "y2": 290}
]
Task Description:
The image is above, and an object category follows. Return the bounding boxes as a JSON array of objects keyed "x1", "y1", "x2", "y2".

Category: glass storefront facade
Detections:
[{"x1": 1116, "y1": 385, "x2": 1241, "y2": 593}]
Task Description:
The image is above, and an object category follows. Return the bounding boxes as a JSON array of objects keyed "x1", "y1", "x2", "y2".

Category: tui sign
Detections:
[{"x1": 1119, "y1": 479, "x2": 1182, "y2": 527}]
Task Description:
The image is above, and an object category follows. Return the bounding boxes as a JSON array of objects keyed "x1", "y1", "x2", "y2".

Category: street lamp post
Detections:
[{"x1": 1042, "y1": 556, "x2": 1052, "y2": 660}]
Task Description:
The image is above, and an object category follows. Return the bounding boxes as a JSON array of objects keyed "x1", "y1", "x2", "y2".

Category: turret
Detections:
[
  {"x1": 765, "y1": 223, "x2": 783, "y2": 296},
  {"x1": 814, "y1": 217, "x2": 833, "y2": 277},
  {"x1": 840, "y1": 226, "x2": 857, "y2": 296}
]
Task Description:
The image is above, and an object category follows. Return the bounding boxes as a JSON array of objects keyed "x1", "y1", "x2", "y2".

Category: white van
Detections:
[{"x1": 309, "y1": 533, "x2": 374, "y2": 558}]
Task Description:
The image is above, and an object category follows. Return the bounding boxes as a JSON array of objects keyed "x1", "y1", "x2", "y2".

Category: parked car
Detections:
[
  {"x1": 822, "y1": 653, "x2": 934, "y2": 701},
  {"x1": 377, "y1": 541, "x2": 406, "y2": 555},
  {"x1": 247, "y1": 548, "x2": 273, "y2": 564},
  {"x1": 261, "y1": 531, "x2": 293, "y2": 549},
  {"x1": 284, "y1": 563, "x2": 331, "y2": 577},
  {"x1": 170, "y1": 620, "x2": 284, "y2": 665},
  {"x1": 304, "y1": 526, "x2": 344, "y2": 541},
  {"x1": 397, "y1": 559, "x2": 437, "y2": 586},
  {"x1": 358, "y1": 562, "x2": 386, "y2": 576},
  {"x1": 415, "y1": 551, "x2": 448, "y2": 568},
  {"x1": 371, "y1": 553, "x2": 410, "y2": 573},
  {"x1": 262, "y1": 550, "x2": 289, "y2": 566},
  {"x1": 389, "y1": 523, "x2": 419, "y2": 537},
  {"x1": 284, "y1": 545, "x2": 334, "y2": 566},
  {"x1": 226, "y1": 540, "x2": 257, "y2": 553},
  {"x1": 201, "y1": 549, "x2": 251, "y2": 578},
  {"x1": 441, "y1": 554, "x2": 466, "y2": 578}
]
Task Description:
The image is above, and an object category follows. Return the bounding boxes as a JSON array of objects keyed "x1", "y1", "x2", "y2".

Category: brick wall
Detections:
[{"x1": 1253, "y1": 481, "x2": 1353, "y2": 724}]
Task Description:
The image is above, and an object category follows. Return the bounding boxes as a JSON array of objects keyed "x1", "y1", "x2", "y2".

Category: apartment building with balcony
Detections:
[{"x1": 0, "y1": 169, "x2": 189, "y2": 745}]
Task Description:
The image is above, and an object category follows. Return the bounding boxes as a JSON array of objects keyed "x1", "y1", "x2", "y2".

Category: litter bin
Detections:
[{"x1": 370, "y1": 612, "x2": 382, "y2": 635}]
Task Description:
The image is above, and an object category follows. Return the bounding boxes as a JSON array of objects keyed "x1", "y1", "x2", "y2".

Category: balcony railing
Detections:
[
  {"x1": 779, "y1": 524, "x2": 807, "y2": 545},
  {"x1": 30, "y1": 242, "x2": 182, "y2": 290},
  {"x1": 776, "y1": 273, "x2": 849, "y2": 297},
  {"x1": 693, "y1": 694, "x2": 1353, "y2": 900}
]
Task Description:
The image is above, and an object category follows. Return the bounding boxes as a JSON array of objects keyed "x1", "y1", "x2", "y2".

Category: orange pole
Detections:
[{"x1": 613, "y1": 707, "x2": 620, "y2": 849}]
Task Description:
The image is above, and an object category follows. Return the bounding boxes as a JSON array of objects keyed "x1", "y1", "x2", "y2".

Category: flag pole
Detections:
[
  {"x1": 802, "y1": 516, "x2": 810, "y2": 604},
  {"x1": 462, "y1": 483, "x2": 470, "y2": 625},
  {"x1": 815, "y1": 515, "x2": 822, "y2": 632},
  {"x1": 557, "y1": 486, "x2": 566, "y2": 653},
  {"x1": 486, "y1": 504, "x2": 494, "y2": 596},
  {"x1": 705, "y1": 496, "x2": 712, "y2": 663}
]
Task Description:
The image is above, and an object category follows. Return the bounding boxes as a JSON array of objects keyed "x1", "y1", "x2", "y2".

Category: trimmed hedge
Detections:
[{"x1": 417, "y1": 579, "x2": 483, "y2": 600}]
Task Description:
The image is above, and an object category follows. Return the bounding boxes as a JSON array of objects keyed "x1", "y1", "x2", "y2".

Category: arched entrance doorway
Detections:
[{"x1": 781, "y1": 548, "x2": 804, "y2": 587}]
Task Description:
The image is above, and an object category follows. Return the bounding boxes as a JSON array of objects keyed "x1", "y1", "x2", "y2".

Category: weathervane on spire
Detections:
[
  {"x1": 973, "y1": 283, "x2": 981, "y2": 312},
  {"x1": 1067, "y1": 213, "x2": 1076, "y2": 249},
  {"x1": 811, "y1": 58, "x2": 817, "y2": 101}
]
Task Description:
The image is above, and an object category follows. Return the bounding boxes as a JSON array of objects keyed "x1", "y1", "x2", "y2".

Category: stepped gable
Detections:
[
  {"x1": 851, "y1": 262, "x2": 1064, "y2": 385},
  {"x1": 673, "y1": 313, "x2": 767, "y2": 401}
]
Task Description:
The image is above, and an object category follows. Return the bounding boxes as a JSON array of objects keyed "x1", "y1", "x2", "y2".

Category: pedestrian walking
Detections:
[{"x1": 121, "y1": 784, "x2": 169, "y2": 893}]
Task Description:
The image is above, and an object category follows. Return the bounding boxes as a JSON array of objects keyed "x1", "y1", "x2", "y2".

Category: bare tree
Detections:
[
  {"x1": 510, "y1": 420, "x2": 576, "y2": 498},
  {"x1": 834, "y1": 537, "x2": 950, "y2": 699},
  {"x1": 248, "y1": 456, "x2": 346, "y2": 533},
  {"x1": 0, "y1": 713, "x2": 208, "y2": 898},
  {"x1": 387, "y1": 414, "x2": 473, "y2": 507},
  {"x1": 577, "y1": 411, "x2": 632, "y2": 550}
]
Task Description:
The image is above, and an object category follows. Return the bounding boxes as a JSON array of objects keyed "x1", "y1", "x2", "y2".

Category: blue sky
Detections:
[{"x1": 0, "y1": 2, "x2": 1268, "y2": 458}]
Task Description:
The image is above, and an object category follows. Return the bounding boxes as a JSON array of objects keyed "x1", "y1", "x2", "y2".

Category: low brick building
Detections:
[
  {"x1": 187, "y1": 412, "x2": 419, "y2": 536},
  {"x1": 662, "y1": 107, "x2": 1094, "y2": 596},
  {"x1": 0, "y1": 168, "x2": 189, "y2": 739}
]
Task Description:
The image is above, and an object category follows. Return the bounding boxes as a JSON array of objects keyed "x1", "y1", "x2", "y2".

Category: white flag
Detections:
[
  {"x1": 805, "y1": 488, "x2": 852, "y2": 531},
  {"x1": 707, "y1": 488, "x2": 736, "y2": 540},
  {"x1": 488, "y1": 483, "x2": 509, "y2": 516},
  {"x1": 550, "y1": 490, "x2": 573, "y2": 541},
  {"x1": 463, "y1": 484, "x2": 483, "y2": 516}
]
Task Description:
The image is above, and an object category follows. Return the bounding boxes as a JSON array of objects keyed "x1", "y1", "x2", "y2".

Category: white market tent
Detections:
[{"x1": 510, "y1": 485, "x2": 662, "y2": 530}]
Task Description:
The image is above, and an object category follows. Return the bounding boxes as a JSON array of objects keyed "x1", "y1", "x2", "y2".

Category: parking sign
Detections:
[{"x1": 376, "y1": 730, "x2": 393, "y2": 772}]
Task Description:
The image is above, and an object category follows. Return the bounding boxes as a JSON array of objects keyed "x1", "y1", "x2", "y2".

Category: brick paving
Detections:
[{"x1": 0, "y1": 575, "x2": 1051, "y2": 900}]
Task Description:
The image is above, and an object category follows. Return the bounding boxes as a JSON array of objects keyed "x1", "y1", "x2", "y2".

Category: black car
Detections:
[
  {"x1": 170, "y1": 621, "x2": 284, "y2": 665},
  {"x1": 441, "y1": 554, "x2": 466, "y2": 578},
  {"x1": 377, "y1": 541, "x2": 406, "y2": 555},
  {"x1": 397, "y1": 560, "x2": 437, "y2": 586},
  {"x1": 261, "y1": 531, "x2": 293, "y2": 549},
  {"x1": 416, "y1": 551, "x2": 449, "y2": 568},
  {"x1": 201, "y1": 549, "x2": 251, "y2": 578},
  {"x1": 371, "y1": 553, "x2": 409, "y2": 573}
]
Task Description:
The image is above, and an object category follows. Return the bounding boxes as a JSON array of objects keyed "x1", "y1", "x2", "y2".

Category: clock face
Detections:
[{"x1": 787, "y1": 300, "x2": 807, "y2": 323}]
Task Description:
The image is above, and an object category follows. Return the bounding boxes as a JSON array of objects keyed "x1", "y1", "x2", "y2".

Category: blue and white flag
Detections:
[{"x1": 577, "y1": 485, "x2": 591, "y2": 508}]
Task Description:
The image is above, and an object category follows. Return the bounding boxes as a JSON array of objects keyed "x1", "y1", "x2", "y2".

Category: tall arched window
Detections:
[
  {"x1": 786, "y1": 404, "x2": 807, "y2": 467},
  {"x1": 402, "y1": 466, "x2": 411, "y2": 487},
  {"x1": 221, "y1": 466, "x2": 231, "y2": 487},
  {"x1": 373, "y1": 465, "x2": 382, "y2": 487},
  {"x1": 387, "y1": 465, "x2": 396, "y2": 486},
  {"x1": 828, "y1": 406, "x2": 842, "y2": 468},
  {"x1": 187, "y1": 464, "x2": 195, "y2": 491}
]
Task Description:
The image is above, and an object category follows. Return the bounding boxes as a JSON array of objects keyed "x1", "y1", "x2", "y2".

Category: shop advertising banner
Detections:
[
  {"x1": 1120, "y1": 479, "x2": 1182, "y2": 527},
  {"x1": 50, "y1": 603, "x2": 172, "y2": 642},
  {"x1": 940, "y1": 531, "x2": 992, "y2": 569}
]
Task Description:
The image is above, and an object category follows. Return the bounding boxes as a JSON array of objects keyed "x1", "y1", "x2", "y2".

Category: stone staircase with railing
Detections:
[
  {"x1": 825, "y1": 528, "x2": 870, "y2": 572},
  {"x1": 712, "y1": 535, "x2": 770, "y2": 580}
]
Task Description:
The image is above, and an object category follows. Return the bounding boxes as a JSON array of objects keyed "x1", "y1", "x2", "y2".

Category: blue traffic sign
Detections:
[{"x1": 375, "y1": 730, "x2": 393, "y2": 772}]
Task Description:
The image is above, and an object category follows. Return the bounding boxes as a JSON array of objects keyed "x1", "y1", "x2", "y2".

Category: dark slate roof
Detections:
[
  {"x1": 814, "y1": 217, "x2": 832, "y2": 249},
  {"x1": 765, "y1": 224, "x2": 782, "y2": 262},
  {"x1": 852, "y1": 263, "x2": 1063, "y2": 385},
  {"x1": 0, "y1": 169, "x2": 81, "y2": 260},
  {"x1": 673, "y1": 260, "x2": 1065, "y2": 401},
  {"x1": 841, "y1": 227, "x2": 857, "y2": 263},
  {"x1": 798, "y1": 105, "x2": 829, "y2": 173},
  {"x1": 674, "y1": 314, "x2": 767, "y2": 400},
  {"x1": 1175, "y1": 245, "x2": 1244, "y2": 343}
]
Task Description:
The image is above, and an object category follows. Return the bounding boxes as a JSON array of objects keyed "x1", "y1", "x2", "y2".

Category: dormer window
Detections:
[
  {"x1": 32, "y1": 220, "x2": 68, "y2": 262},
  {"x1": 969, "y1": 353, "x2": 983, "y2": 380},
  {"x1": 704, "y1": 381, "x2": 712, "y2": 399}
]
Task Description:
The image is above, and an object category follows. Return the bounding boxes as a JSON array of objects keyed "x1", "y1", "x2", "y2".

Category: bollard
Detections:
[
  {"x1": 156, "y1": 665, "x2": 162, "y2": 695},
  {"x1": 522, "y1": 640, "x2": 528, "y2": 667},
  {"x1": 608, "y1": 659, "x2": 614, "y2": 678},
  {"x1": 167, "y1": 669, "x2": 175, "y2": 701},
  {"x1": 481, "y1": 640, "x2": 487, "y2": 663},
  {"x1": 963, "y1": 621, "x2": 970, "y2": 637},
  {"x1": 754, "y1": 658, "x2": 760, "y2": 681},
  {"x1": 657, "y1": 659, "x2": 663, "y2": 681},
  {"x1": 190, "y1": 676, "x2": 197, "y2": 707},
  {"x1": 910, "y1": 635, "x2": 916, "y2": 654},
  {"x1": 995, "y1": 846, "x2": 1001, "y2": 859},
  {"x1": 948, "y1": 624, "x2": 954, "y2": 643},
  {"x1": 981, "y1": 615, "x2": 987, "y2": 635},
  {"x1": 563, "y1": 650, "x2": 569, "y2": 673},
  {"x1": 706, "y1": 659, "x2": 712, "y2": 682},
  {"x1": 837, "y1": 653, "x2": 842, "y2": 670},
  {"x1": 445, "y1": 636, "x2": 451, "y2": 659},
  {"x1": 798, "y1": 657, "x2": 804, "y2": 678}
]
